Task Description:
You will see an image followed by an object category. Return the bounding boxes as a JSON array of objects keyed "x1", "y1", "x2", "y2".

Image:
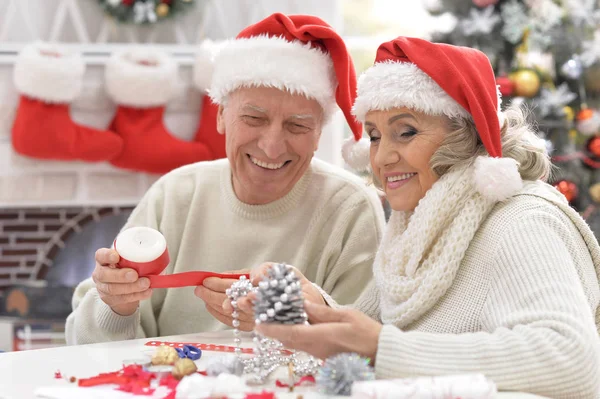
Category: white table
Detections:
[{"x1": 0, "y1": 331, "x2": 547, "y2": 399}]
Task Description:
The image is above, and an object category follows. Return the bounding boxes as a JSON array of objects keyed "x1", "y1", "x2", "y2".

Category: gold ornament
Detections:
[
  {"x1": 590, "y1": 183, "x2": 600, "y2": 203},
  {"x1": 151, "y1": 345, "x2": 179, "y2": 365},
  {"x1": 172, "y1": 358, "x2": 197, "y2": 380},
  {"x1": 563, "y1": 106, "x2": 574, "y2": 122},
  {"x1": 509, "y1": 69, "x2": 541, "y2": 98},
  {"x1": 156, "y1": 3, "x2": 169, "y2": 18}
]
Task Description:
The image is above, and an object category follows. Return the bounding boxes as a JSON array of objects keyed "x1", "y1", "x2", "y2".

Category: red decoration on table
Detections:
[
  {"x1": 245, "y1": 392, "x2": 277, "y2": 399},
  {"x1": 553, "y1": 180, "x2": 579, "y2": 203},
  {"x1": 275, "y1": 375, "x2": 316, "y2": 388},
  {"x1": 145, "y1": 341, "x2": 254, "y2": 354},
  {"x1": 54, "y1": 370, "x2": 62, "y2": 379}
]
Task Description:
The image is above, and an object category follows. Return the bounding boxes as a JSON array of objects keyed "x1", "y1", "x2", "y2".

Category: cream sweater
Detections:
[
  {"x1": 321, "y1": 181, "x2": 600, "y2": 398},
  {"x1": 65, "y1": 158, "x2": 385, "y2": 344}
]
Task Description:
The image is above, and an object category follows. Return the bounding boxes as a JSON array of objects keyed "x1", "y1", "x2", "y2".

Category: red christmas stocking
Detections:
[
  {"x1": 192, "y1": 42, "x2": 226, "y2": 159},
  {"x1": 105, "y1": 48, "x2": 214, "y2": 175},
  {"x1": 193, "y1": 98, "x2": 226, "y2": 160},
  {"x1": 11, "y1": 42, "x2": 123, "y2": 161}
]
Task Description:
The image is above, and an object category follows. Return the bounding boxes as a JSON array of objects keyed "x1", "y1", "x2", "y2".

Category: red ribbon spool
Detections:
[{"x1": 114, "y1": 227, "x2": 249, "y2": 288}]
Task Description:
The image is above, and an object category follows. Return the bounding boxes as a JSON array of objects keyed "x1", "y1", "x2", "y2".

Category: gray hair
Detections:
[{"x1": 430, "y1": 104, "x2": 552, "y2": 182}]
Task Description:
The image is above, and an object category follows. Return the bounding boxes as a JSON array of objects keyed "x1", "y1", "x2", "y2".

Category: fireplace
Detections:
[{"x1": 0, "y1": 206, "x2": 132, "y2": 351}]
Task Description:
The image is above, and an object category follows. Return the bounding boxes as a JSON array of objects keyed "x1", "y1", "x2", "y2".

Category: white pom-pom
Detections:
[
  {"x1": 342, "y1": 137, "x2": 371, "y2": 171},
  {"x1": 473, "y1": 156, "x2": 523, "y2": 202},
  {"x1": 193, "y1": 39, "x2": 225, "y2": 93}
]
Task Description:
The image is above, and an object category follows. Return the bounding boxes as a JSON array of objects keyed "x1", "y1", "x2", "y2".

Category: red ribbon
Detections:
[
  {"x1": 114, "y1": 235, "x2": 249, "y2": 288},
  {"x1": 145, "y1": 341, "x2": 254, "y2": 354},
  {"x1": 275, "y1": 375, "x2": 316, "y2": 388},
  {"x1": 145, "y1": 341, "x2": 292, "y2": 355}
]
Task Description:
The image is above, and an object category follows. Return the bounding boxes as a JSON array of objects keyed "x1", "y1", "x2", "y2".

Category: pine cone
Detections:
[
  {"x1": 316, "y1": 353, "x2": 375, "y2": 396},
  {"x1": 254, "y1": 263, "x2": 306, "y2": 325},
  {"x1": 205, "y1": 355, "x2": 244, "y2": 377}
]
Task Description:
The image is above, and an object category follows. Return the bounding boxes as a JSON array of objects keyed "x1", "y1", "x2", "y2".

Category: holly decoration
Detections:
[{"x1": 97, "y1": 0, "x2": 195, "y2": 25}]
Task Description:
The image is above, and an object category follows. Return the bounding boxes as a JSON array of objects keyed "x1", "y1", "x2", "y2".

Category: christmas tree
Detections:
[{"x1": 425, "y1": 0, "x2": 600, "y2": 236}]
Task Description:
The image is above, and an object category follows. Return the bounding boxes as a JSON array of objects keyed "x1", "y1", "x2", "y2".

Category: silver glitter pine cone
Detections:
[
  {"x1": 316, "y1": 353, "x2": 375, "y2": 396},
  {"x1": 205, "y1": 354, "x2": 245, "y2": 377},
  {"x1": 254, "y1": 263, "x2": 307, "y2": 325}
]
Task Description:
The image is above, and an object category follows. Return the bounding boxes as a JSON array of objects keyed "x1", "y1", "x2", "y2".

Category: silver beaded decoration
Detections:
[
  {"x1": 225, "y1": 275, "x2": 254, "y2": 357},
  {"x1": 225, "y1": 267, "x2": 322, "y2": 385}
]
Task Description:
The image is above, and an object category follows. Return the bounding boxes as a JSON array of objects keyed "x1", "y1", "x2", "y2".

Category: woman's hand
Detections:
[{"x1": 256, "y1": 300, "x2": 382, "y2": 361}]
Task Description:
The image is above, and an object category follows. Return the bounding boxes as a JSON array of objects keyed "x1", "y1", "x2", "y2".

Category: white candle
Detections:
[{"x1": 114, "y1": 227, "x2": 167, "y2": 263}]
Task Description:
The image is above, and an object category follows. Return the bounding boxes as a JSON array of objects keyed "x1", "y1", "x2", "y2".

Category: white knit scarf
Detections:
[{"x1": 374, "y1": 165, "x2": 497, "y2": 328}]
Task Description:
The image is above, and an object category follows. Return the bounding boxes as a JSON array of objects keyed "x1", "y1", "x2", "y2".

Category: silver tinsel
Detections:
[
  {"x1": 316, "y1": 353, "x2": 375, "y2": 396},
  {"x1": 254, "y1": 263, "x2": 307, "y2": 325},
  {"x1": 205, "y1": 354, "x2": 244, "y2": 377}
]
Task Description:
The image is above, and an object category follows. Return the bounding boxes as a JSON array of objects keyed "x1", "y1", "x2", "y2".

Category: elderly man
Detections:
[{"x1": 65, "y1": 13, "x2": 384, "y2": 344}]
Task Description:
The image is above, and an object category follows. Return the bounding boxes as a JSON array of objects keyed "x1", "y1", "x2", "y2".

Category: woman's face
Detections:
[{"x1": 365, "y1": 107, "x2": 449, "y2": 212}]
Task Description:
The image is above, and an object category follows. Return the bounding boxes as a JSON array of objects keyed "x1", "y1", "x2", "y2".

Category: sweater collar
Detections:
[{"x1": 220, "y1": 161, "x2": 313, "y2": 219}]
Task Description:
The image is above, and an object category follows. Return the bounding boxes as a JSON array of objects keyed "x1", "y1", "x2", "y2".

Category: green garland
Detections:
[{"x1": 98, "y1": 0, "x2": 196, "y2": 25}]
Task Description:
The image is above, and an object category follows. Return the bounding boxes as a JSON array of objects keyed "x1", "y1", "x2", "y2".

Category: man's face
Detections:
[{"x1": 217, "y1": 86, "x2": 323, "y2": 205}]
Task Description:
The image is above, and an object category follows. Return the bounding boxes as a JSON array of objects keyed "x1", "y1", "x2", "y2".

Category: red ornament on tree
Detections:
[
  {"x1": 122, "y1": 0, "x2": 134, "y2": 5},
  {"x1": 587, "y1": 136, "x2": 600, "y2": 157},
  {"x1": 161, "y1": 0, "x2": 173, "y2": 3},
  {"x1": 553, "y1": 180, "x2": 579, "y2": 203},
  {"x1": 496, "y1": 76, "x2": 514, "y2": 97}
]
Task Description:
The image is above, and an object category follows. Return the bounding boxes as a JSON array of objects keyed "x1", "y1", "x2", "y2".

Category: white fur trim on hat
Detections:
[
  {"x1": 209, "y1": 35, "x2": 337, "y2": 118},
  {"x1": 473, "y1": 156, "x2": 523, "y2": 202},
  {"x1": 342, "y1": 136, "x2": 371, "y2": 171},
  {"x1": 497, "y1": 85, "x2": 506, "y2": 128},
  {"x1": 352, "y1": 61, "x2": 470, "y2": 122},
  {"x1": 193, "y1": 39, "x2": 229, "y2": 93},
  {"x1": 105, "y1": 47, "x2": 179, "y2": 108},
  {"x1": 14, "y1": 41, "x2": 85, "y2": 103}
]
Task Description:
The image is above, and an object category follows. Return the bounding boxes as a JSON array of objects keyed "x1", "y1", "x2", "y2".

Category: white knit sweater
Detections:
[
  {"x1": 321, "y1": 180, "x2": 600, "y2": 398},
  {"x1": 65, "y1": 158, "x2": 385, "y2": 345}
]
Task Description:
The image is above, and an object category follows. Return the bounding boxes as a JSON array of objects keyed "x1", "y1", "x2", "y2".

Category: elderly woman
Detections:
[{"x1": 248, "y1": 37, "x2": 600, "y2": 397}]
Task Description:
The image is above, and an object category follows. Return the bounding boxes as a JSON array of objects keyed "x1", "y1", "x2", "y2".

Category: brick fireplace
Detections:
[{"x1": 0, "y1": 207, "x2": 133, "y2": 289}]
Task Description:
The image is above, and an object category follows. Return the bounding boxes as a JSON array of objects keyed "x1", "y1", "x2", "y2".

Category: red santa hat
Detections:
[
  {"x1": 349, "y1": 37, "x2": 522, "y2": 201},
  {"x1": 193, "y1": 13, "x2": 364, "y2": 162}
]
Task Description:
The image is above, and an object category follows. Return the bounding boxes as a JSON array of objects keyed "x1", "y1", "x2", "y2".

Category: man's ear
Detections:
[{"x1": 216, "y1": 105, "x2": 226, "y2": 135}]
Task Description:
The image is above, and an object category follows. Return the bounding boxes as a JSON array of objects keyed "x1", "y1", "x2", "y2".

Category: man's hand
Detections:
[
  {"x1": 194, "y1": 270, "x2": 254, "y2": 331},
  {"x1": 256, "y1": 301, "x2": 382, "y2": 360},
  {"x1": 92, "y1": 248, "x2": 152, "y2": 316}
]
